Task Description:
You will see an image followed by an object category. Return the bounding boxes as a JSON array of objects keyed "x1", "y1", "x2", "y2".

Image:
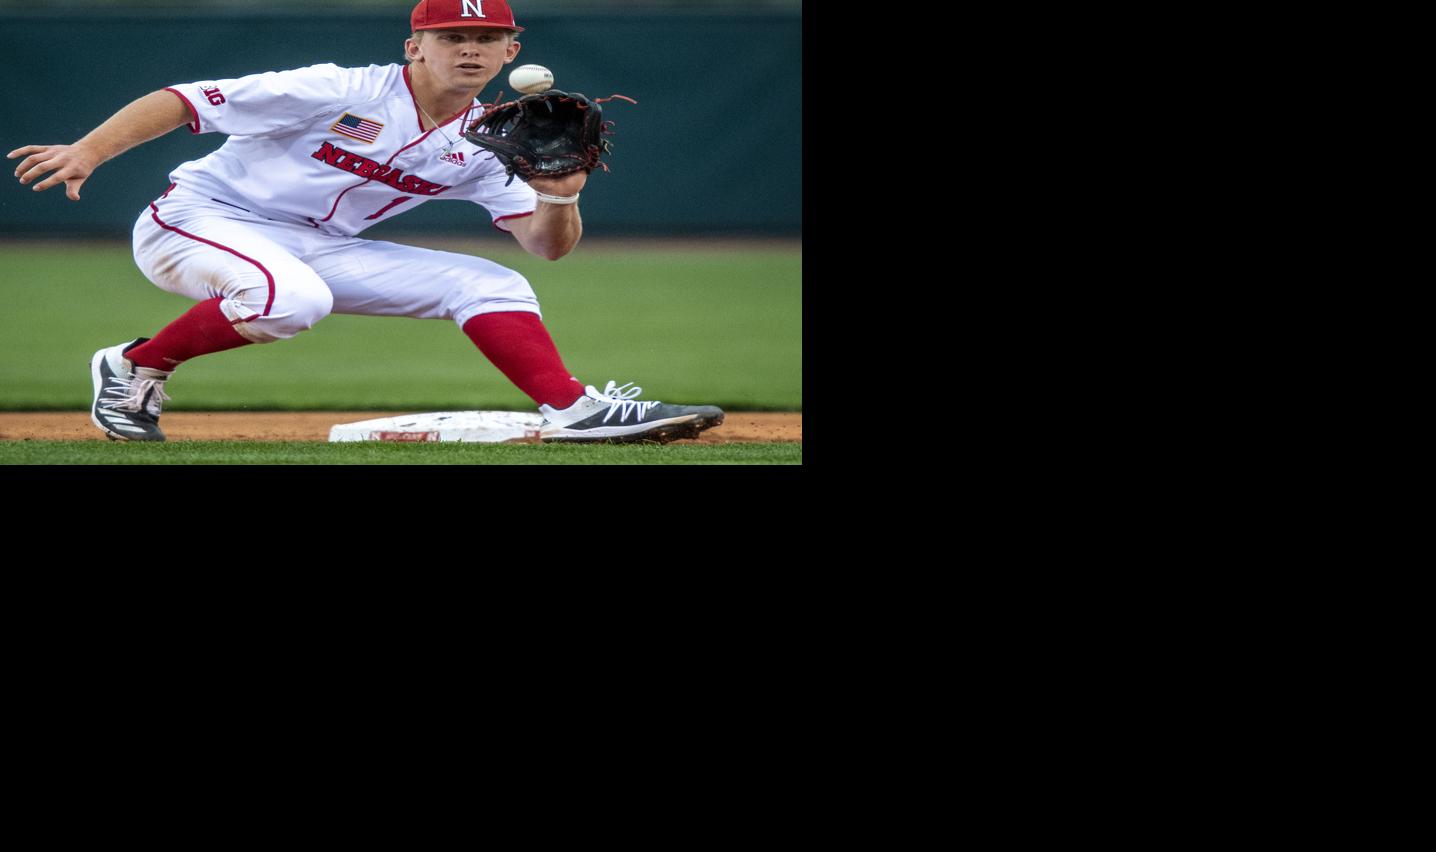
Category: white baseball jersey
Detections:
[{"x1": 163, "y1": 62, "x2": 537, "y2": 236}]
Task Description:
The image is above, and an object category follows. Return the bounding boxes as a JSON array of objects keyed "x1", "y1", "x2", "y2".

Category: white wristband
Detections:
[{"x1": 535, "y1": 191, "x2": 580, "y2": 205}]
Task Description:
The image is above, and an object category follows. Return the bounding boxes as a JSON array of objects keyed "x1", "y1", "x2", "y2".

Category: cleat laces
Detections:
[
  {"x1": 101, "y1": 374, "x2": 171, "y2": 418},
  {"x1": 594, "y1": 380, "x2": 660, "y2": 423}
]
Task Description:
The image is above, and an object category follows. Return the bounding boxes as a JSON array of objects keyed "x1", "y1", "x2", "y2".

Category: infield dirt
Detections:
[{"x1": 0, "y1": 412, "x2": 801, "y2": 443}]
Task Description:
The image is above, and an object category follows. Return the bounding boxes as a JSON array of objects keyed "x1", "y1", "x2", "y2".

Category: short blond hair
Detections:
[
  {"x1": 407, "y1": 29, "x2": 516, "y2": 61},
  {"x1": 410, "y1": 29, "x2": 518, "y2": 42}
]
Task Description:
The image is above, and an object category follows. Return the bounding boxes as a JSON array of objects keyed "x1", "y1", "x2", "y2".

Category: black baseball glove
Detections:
[{"x1": 464, "y1": 90, "x2": 635, "y2": 185}]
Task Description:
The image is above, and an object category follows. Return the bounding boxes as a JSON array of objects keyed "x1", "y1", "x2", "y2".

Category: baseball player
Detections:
[{"x1": 7, "y1": 0, "x2": 723, "y2": 444}]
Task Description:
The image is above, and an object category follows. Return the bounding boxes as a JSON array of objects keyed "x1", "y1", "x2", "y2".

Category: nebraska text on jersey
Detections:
[
  {"x1": 312, "y1": 141, "x2": 451, "y2": 195},
  {"x1": 331, "y1": 112, "x2": 384, "y2": 143}
]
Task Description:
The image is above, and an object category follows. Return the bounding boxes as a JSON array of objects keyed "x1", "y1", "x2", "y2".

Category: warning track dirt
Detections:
[{"x1": 0, "y1": 411, "x2": 801, "y2": 443}]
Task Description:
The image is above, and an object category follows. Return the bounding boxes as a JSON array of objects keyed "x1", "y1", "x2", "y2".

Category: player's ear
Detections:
[
  {"x1": 405, "y1": 34, "x2": 422, "y2": 62},
  {"x1": 505, "y1": 36, "x2": 521, "y2": 63}
]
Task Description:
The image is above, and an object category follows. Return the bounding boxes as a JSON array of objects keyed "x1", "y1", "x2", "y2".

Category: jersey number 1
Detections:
[{"x1": 365, "y1": 197, "x2": 413, "y2": 220}]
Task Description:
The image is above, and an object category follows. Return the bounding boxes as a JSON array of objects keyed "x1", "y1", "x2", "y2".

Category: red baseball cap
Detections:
[{"x1": 411, "y1": 0, "x2": 524, "y2": 33}]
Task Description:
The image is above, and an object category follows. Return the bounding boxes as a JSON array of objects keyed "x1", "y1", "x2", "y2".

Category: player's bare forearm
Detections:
[
  {"x1": 515, "y1": 202, "x2": 583, "y2": 260},
  {"x1": 8, "y1": 90, "x2": 192, "y2": 201},
  {"x1": 75, "y1": 90, "x2": 193, "y2": 163},
  {"x1": 508, "y1": 172, "x2": 587, "y2": 260}
]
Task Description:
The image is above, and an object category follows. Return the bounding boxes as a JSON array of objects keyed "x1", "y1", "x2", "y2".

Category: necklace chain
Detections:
[{"x1": 419, "y1": 102, "x2": 471, "y2": 155}]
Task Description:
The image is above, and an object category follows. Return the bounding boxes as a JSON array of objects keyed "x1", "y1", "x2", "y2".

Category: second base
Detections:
[{"x1": 329, "y1": 411, "x2": 545, "y2": 443}]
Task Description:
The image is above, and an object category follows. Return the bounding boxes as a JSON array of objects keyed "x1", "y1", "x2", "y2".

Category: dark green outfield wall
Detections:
[{"x1": 0, "y1": 11, "x2": 800, "y2": 236}]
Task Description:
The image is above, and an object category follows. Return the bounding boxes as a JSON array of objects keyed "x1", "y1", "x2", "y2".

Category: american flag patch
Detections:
[{"x1": 330, "y1": 112, "x2": 384, "y2": 144}]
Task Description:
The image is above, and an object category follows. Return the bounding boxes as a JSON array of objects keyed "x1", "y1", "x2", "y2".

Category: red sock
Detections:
[
  {"x1": 463, "y1": 312, "x2": 585, "y2": 408},
  {"x1": 125, "y1": 297, "x2": 253, "y2": 371}
]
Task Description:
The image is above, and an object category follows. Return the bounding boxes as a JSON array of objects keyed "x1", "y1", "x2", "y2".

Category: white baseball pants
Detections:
[{"x1": 132, "y1": 183, "x2": 540, "y2": 344}]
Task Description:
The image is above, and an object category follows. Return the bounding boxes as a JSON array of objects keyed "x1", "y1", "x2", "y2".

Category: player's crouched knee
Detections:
[
  {"x1": 229, "y1": 285, "x2": 334, "y2": 343},
  {"x1": 448, "y1": 269, "x2": 540, "y2": 320},
  {"x1": 271, "y1": 286, "x2": 334, "y2": 337}
]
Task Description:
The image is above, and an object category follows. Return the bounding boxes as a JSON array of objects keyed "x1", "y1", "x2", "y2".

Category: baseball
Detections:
[{"x1": 509, "y1": 64, "x2": 554, "y2": 94}]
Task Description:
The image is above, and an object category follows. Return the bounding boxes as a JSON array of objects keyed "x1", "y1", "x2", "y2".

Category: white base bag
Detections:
[{"x1": 329, "y1": 411, "x2": 545, "y2": 443}]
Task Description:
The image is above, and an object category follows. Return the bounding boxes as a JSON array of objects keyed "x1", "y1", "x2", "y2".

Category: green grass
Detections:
[
  {"x1": 0, "y1": 240, "x2": 801, "y2": 411},
  {"x1": 0, "y1": 440, "x2": 801, "y2": 465}
]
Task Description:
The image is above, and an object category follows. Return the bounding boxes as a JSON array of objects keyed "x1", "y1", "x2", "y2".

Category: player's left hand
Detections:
[
  {"x1": 466, "y1": 90, "x2": 634, "y2": 189},
  {"x1": 528, "y1": 171, "x2": 588, "y2": 198}
]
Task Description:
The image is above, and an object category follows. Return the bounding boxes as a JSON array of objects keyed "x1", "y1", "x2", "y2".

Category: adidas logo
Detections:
[{"x1": 439, "y1": 151, "x2": 467, "y2": 167}]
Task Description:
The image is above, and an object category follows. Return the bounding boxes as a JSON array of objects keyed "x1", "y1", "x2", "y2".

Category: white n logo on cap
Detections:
[{"x1": 461, "y1": 0, "x2": 487, "y2": 18}]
